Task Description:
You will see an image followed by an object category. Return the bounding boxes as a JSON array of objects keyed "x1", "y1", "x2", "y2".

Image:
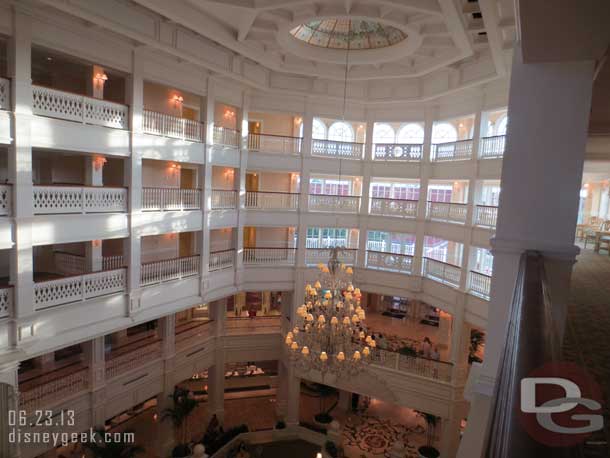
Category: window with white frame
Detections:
[
  {"x1": 431, "y1": 122, "x2": 458, "y2": 144},
  {"x1": 473, "y1": 247, "x2": 494, "y2": 275},
  {"x1": 423, "y1": 236, "x2": 449, "y2": 262},
  {"x1": 370, "y1": 182, "x2": 419, "y2": 200},
  {"x1": 480, "y1": 184, "x2": 501, "y2": 206},
  {"x1": 328, "y1": 121, "x2": 355, "y2": 143},
  {"x1": 428, "y1": 185, "x2": 453, "y2": 202},
  {"x1": 496, "y1": 115, "x2": 508, "y2": 136},
  {"x1": 397, "y1": 123, "x2": 425, "y2": 144},
  {"x1": 312, "y1": 118, "x2": 327, "y2": 140},
  {"x1": 367, "y1": 230, "x2": 388, "y2": 252},
  {"x1": 373, "y1": 123, "x2": 396, "y2": 144},
  {"x1": 309, "y1": 178, "x2": 351, "y2": 195},
  {"x1": 306, "y1": 227, "x2": 350, "y2": 248}
]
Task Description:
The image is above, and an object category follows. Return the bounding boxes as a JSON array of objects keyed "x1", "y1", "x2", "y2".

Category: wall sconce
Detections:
[
  {"x1": 584, "y1": 183, "x2": 590, "y2": 188},
  {"x1": 458, "y1": 122, "x2": 464, "y2": 128},
  {"x1": 94, "y1": 73, "x2": 108, "y2": 86},
  {"x1": 224, "y1": 109, "x2": 236, "y2": 120},
  {"x1": 172, "y1": 94, "x2": 184, "y2": 107},
  {"x1": 93, "y1": 156, "x2": 107, "y2": 171},
  {"x1": 92, "y1": 239, "x2": 101, "y2": 248},
  {"x1": 169, "y1": 163, "x2": 181, "y2": 173},
  {"x1": 358, "y1": 124, "x2": 364, "y2": 129},
  {"x1": 294, "y1": 116, "x2": 302, "y2": 125}
]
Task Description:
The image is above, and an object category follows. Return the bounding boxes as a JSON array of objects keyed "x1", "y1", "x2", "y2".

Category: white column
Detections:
[
  {"x1": 364, "y1": 120, "x2": 374, "y2": 161},
  {"x1": 125, "y1": 49, "x2": 144, "y2": 315},
  {"x1": 276, "y1": 361, "x2": 300, "y2": 425},
  {"x1": 85, "y1": 157, "x2": 104, "y2": 187},
  {"x1": 457, "y1": 47, "x2": 596, "y2": 458},
  {"x1": 85, "y1": 240, "x2": 103, "y2": 272},
  {"x1": 413, "y1": 109, "x2": 435, "y2": 276},
  {"x1": 207, "y1": 299, "x2": 226, "y2": 423},
  {"x1": 84, "y1": 337, "x2": 106, "y2": 428},
  {"x1": 9, "y1": 9, "x2": 35, "y2": 328},
  {"x1": 201, "y1": 77, "x2": 217, "y2": 291},
  {"x1": 234, "y1": 92, "x2": 249, "y2": 286},
  {"x1": 0, "y1": 362, "x2": 20, "y2": 458}
]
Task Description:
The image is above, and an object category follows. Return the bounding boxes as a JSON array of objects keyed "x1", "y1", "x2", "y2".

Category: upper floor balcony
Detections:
[
  {"x1": 213, "y1": 102, "x2": 240, "y2": 148},
  {"x1": 369, "y1": 179, "x2": 420, "y2": 218},
  {"x1": 245, "y1": 171, "x2": 300, "y2": 211},
  {"x1": 33, "y1": 240, "x2": 127, "y2": 311},
  {"x1": 479, "y1": 108, "x2": 508, "y2": 159},
  {"x1": 141, "y1": 159, "x2": 201, "y2": 211},
  {"x1": 308, "y1": 174, "x2": 362, "y2": 214},
  {"x1": 31, "y1": 47, "x2": 128, "y2": 130},
  {"x1": 430, "y1": 114, "x2": 475, "y2": 162},
  {"x1": 247, "y1": 112, "x2": 302, "y2": 155},
  {"x1": 426, "y1": 180, "x2": 469, "y2": 224},
  {"x1": 175, "y1": 306, "x2": 213, "y2": 351},
  {"x1": 365, "y1": 230, "x2": 415, "y2": 275},
  {"x1": 142, "y1": 80, "x2": 205, "y2": 142},
  {"x1": 226, "y1": 291, "x2": 282, "y2": 334},
  {"x1": 311, "y1": 117, "x2": 366, "y2": 160},
  {"x1": 32, "y1": 150, "x2": 128, "y2": 215},
  {"x1": 243, "y1": 226, "x2": 297, "y2": 266},
  {"x1": 422, "y1": 236, "x2": 464, "y2": 288},
  {"x1": 372, "y1": 122, "x2": 424, "y2": 161},
  {"x1": 467, "y1": 246, "x2": 493, "y2": 300},
  {"x1": 140, "y1": 232, "x2": 200, "y2": 287},
  {"x1": 211, "y1": 166, "x2": 238, "y2": 210},
  {"x1": 248, "y1": 132, "x2": 302, "y2": 155},
  {"x1": 305, "y1": 227, "x2": 359, "y2": 266},
  {"x1": 473, "y1": 180, "x2": 500, "y2": 228}
]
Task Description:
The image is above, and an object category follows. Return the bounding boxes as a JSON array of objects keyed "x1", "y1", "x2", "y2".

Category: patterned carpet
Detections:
[
  {"x1": 342, "y1": 414, "x2": 425, "y2": 458},
  {"x1": 562, "y1": 248, "x2": 610, "y2": 453}
]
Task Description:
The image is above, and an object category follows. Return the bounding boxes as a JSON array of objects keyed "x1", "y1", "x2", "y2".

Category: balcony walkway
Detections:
[{"x1": 563, "y1": 246, "x2": 610, "y2": 455}]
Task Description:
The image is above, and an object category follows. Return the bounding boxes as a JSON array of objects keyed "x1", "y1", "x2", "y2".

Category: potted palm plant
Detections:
[
  {"x1": 416, "y1": 411, "x2": 440, "y2": 458},
  {"x1": 162, "y1": 387, "x2": 200, "y2": 458},
  {"x1": 84, "y1": 428, "x2": 143, "y2": 458}
]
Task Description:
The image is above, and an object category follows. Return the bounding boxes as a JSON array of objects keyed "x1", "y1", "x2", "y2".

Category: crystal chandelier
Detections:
[{"x1": 284, "y1": 247, "x2": 376, "y2": 378}]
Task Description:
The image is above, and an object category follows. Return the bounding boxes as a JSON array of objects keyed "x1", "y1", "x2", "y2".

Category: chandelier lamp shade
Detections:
[{"x1": 285, "y1": 247, "x2": 375, "y2": 378}]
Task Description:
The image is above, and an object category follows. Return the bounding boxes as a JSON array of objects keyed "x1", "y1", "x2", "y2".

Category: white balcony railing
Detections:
[
  {"x1": 142, "y1": 109, "x2": 205, "y2": 142},
  {"x1": 140, "y1": 255, "x2": 200, "y2": 286},
  {"x1": 369, "y1": 197, "x2": 418, "y2": 218},
  {"x1": 33, "y1": 186, "x2": 127, "y2": 214},
  {"x1": 308, "y1": 194, "x2": 360, "y2": 213},
  {"x1": 311, "y1": 139, "x2": 364, "y2": 160},
  {"x1": 474, "y1": 205, "x2": 498, "y2": 228},
  {"x1": 105, "y1": 340, "x2": 163, "y2": 379},
  {"x1": 20, "y1": 367, "x2": 89, "y2": 411},
  {"x1": 0, "y1": 184, "x2": 11, "y2": 216},
  {"x1": 370, "y1": 348, "x2": 453, "y2": 382},
  {"x1": 32, "y1": 85, "x2": 128, "y2": 129},
  {"x1": 211, "y1": 189, "x2": 238, "y2": 210},
  {"x1": 422, "y1": 257, "x2": 461, "y2": 287},
  {"x1": 0, "y1": 77, "x2": 10, "y2": 110},
  {"x1": 479, "y1": 134, "x2": 506, "y2": 159},
  {"x1": 426, "y1": 201, "x2": 468, "y2": 224},
  {"x1": 431, "y1": 139, "x2": 473, "y2": 161},
  {"x1": 142, "y1": 187, "x2": 201, "y2": 211},
  {"x1": 248, "y1": 133, "x2": 302, "y2": 155},
  {"x1": 103, "y1": 255, "x2": 124, "y2": 271},
  {"x1": 176, "y1": 320, "x2": 214, "y2": 350},
  {"x1": 225, "y1": 316, "x2": 281, "y2": 335},
  {"x1": 305, "y1": 248, "x2": 357, "y2": 266},
  {"x1": 365, "y1": 251, "x2": 413, "y2": 274},
  {"x1": 209, "y1": 249, "x2": 235, "y2": 271},
  {"x1": 373, "y1": 143, "x2": 423, "y2": 161},
  {"x1": 469, "y1": 270, "x2": 492, "y2": 300},
  {"x1": 0, "y1": 287, "x2": 13, "y2": 319},
  {"x1": 34, "y1": 268, "x2": 127, "y2": 311},
  {"x1": 243, "y1": 247, "x2": 297, "y2": 266},
  {"x1": 213, "y1": 126, "x2": 240, "y2": 147},
  {"x1": 245, "y1": 191, "x2": 299, "y2": 210},
  {"x1": 54, "y1": 251, "x2": 87, "y2": 276}
]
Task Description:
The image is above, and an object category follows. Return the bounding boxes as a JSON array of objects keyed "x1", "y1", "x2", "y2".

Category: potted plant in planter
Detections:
[
  {"x1": 162, "y1": 387, "x2": 201, "y2": 458},
  {"x1": 468, "y1": 330, "x2": 485, "y2": 364},
  {"x1": 84, "y1": 428, "x2": 144, "y2": 458},
  {"x1": 416, "y1": 411, "x2": 440, "y2": 458}
]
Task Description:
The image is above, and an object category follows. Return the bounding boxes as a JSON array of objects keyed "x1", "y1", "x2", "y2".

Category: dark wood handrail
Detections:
[
  {"x1": 142, "y1": 108, "x2": 205, "y2": 124},
  {"x1": 53, "y1": 250, "x2": 85, "y2": 258},
  {"x1": 312, "y1": 138, "x2": 365, "y2": 146},
  {"x1": 423, "y1": 256, "x2": 462, "y2": 269},
  {"x1": 211, "y1": 188, "x2": 237, "y2": 192},
  {"x1": 214, "y1": 125, "x2": 240, "y2": 133},
  {"x1": 309, "y1": 193, "x2": 361, "y2": 198},
  {"x1": 140, "y1": 254, "x2": 200, "y2": 267},
  {"x1": 246, "y1": 190, "x2": 299, "y2": 195},
  {"x1": 210, "y1": 248, "x2": 236, "y2": 254},
  {"x1": 106, "y1": 337, "x2": 162, "y2": 360},
  {"x1": 427, "y1": 200, "x2": 468, "y2": 206},
  {"x1": 366, "y1": 250, "x2": 414, "y2": 257},
  {"x1": 480, "y1": 134, "x2": 506, "y2": 140},
  {"x1": 432, "y1": 138, "x2": 473, "y2": 146},
  {"x1": 244, "y1": 246, "x2": 297, "y2": 250},
  {"x1": 175, "y1": 319, "x2": 213, "y2": 336},
  {"x1": 469, "y1": 270, "x2": 492, "y2": 278},
  {"x1": 371, "y1": 196, "x2": 418, "y2": 202},
  {"x1": 248, "y1": 132, "x2": 302, "y2": 140},
  {"x1": 142, "y1": 186, "x2": 202, "y2": 191},
  {"x1": 227, "y1": 315, "x2": 281, "y2": 321},
  {"x1": 307, "y1": 247, "x2": 358, "y2": 252},
  {"x1": 34, "y1": 183, "x2": 128, "y2": 189},
  {"x1": 373, "y1": 142, "x2": 423, "y2": 147},
  {"x1": 476, "y1": 204, "x2": 499, "y2": 209}
]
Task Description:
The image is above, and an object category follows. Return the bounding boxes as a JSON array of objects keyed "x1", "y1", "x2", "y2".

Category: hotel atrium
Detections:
[{"x1": 0, "y1": 1, "x2": 609, "y2": 458}]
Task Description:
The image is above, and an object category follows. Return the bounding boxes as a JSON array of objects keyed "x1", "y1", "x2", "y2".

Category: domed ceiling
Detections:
[{"x1": 289, "y1": 19, "x2": 407, "y2": 50}]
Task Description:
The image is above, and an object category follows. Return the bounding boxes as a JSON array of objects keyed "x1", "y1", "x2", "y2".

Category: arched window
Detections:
[
  {"x1": 431, "y1": 122, "x2": 458, "y2": 144},
  {"x1": 496, "y1": 115, "x2": 508, "y2": 136},
  {"x1": 397, "y1": 123, "x2": 425, "y2": 144},
  {"x1": 372, "y1": 123, "x2": 395, "y2": 144},
  {"x1": 328, "y1": 121, "x2": 355, "y2": 142},
  {"x1": 312, "y1": 118, "x2": 327, "y2": 140}
]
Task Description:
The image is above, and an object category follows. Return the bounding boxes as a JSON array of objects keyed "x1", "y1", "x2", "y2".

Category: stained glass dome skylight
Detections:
[{"x1": 290, "y1": 19, "x2": 407, "y2": 50}]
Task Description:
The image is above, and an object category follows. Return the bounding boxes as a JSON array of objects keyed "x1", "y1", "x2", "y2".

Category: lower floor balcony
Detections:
[
  {"x1": 245, "y1": 191, "x2": 299, "y2": 210},
  {"x1": 305, "y1": 247, "x2": 358, "y2": 266},
  {"x1": 474, "y1": 205, "x2": 498, "y2": 228},
  {"x1": 225, "y1": 315, "x2": 281, "y2": 335},
  {"x1": 468, "y1": 270, "x2": 491, "y2": 300},
  {"x1": 211, "y1": 189, "x2": 238, "y2": 210},
  {"x1": 209, "y1": 249, "x2": 235, "y2": 271},
  {"x1": 243, "y1": 247, "x2": 297, "y2": 266},
  {"x1": 33, "y1": 185, "x2": 128, "y2": 214},
  {"x1": 308, "y1": 194, "x2": 360, "y2": 213},
  {"x1": 140, "y1": 254, "x2": 200, "y2": 287},
  {"x1": 365, "y1": 250, "x2": 414, "y2": 274},
  {"x1": 175, "y1": 319, "x2": 214, "y2": 351},
  {"x1": 426, "y1": 201, "x2": 468, "y2": 224},
  {"x1": 142, "y1": 187, "x2": 201, "y2": 211},
  {"x1": 422, "y1": 257, "x2": 462, "y2": 288},
  {"x1": 369, "y1": 197, "x2": 418, "y2": 218},
  {"x1": 105, "y1": 335, "x2": 163, "y2": 379}
]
